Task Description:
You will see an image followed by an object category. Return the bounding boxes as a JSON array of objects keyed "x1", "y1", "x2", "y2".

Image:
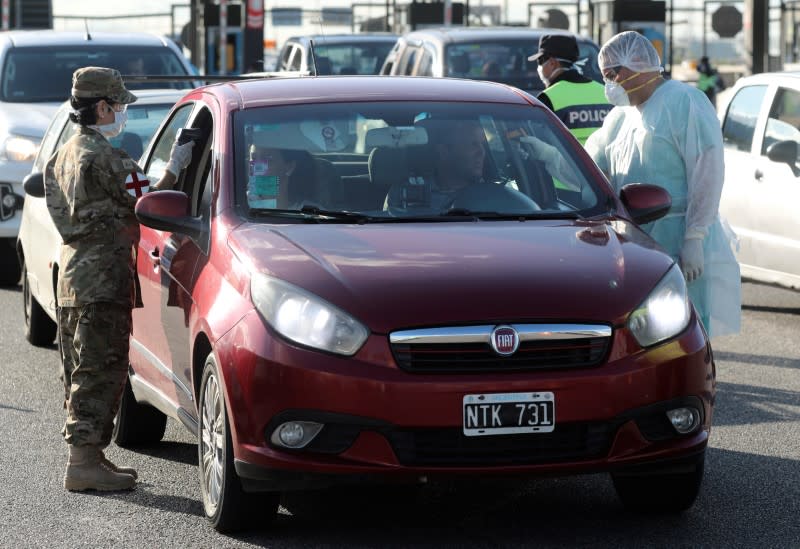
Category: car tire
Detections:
[
  {"x1": 22, "y1": 258, "x2": 57, "y2": 347},
  {"x1": 113, "y1": 376, "x2": 168, "y2": 447},
  {"x1": 0, "y1": 238, "x2": 21, "y2": 286},
  {"x1": 611, "y1": 453, "x2": 705, "y2": 513},
  {"x1": 198, "y1": 352, "x2": 280, "y2": 533}
]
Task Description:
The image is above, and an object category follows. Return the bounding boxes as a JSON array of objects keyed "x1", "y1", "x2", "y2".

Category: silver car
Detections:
[{"x1": 0, "y1": 30, "x2": 195, "y2": 287}]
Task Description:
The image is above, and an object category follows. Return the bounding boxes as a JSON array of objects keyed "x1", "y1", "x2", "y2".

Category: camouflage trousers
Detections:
[{"x1": 58, "y1": 303, "x2": 132, "y2": 447}]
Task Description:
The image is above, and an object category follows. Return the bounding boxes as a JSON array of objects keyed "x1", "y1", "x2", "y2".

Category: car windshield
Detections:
[
  {"x1": 234, "y1": 101, "x2": 608, "y2": 221},
  {"x1": 445, "y1": 40, "x2": 602, "y2": 91},
  {"x1": 1, "y1": 46, "x2": 192, "y2": 102},
  {"x1": 313, "y1": 42, "x2": 396, "y2": 75}
]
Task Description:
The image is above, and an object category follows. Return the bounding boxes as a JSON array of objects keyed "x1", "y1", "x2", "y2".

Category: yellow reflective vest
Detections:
[{"x1": 542, "y1": 80, "x2": 611, "y2": 145}]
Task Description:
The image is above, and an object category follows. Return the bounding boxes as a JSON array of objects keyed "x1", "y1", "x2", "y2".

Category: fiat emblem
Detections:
[{"x1": 490, "y1": 325, "x2": 519, "y2": 356}]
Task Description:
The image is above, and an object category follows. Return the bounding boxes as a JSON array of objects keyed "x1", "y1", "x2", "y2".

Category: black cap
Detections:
[{"x1": 528, "y1": 34, "x2": 579, "y2": 63}]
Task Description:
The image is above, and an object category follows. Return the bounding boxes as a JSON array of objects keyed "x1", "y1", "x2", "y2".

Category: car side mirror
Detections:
[
  {"x1": 619, "y1": 183, "x2": 672, "y2": 225},
  {"x1": 135, "y1": 190, "x2": 206, "y2": 240},
  {"x1": 23, "y1": 172, "x2": 44, "y2": 198},
  {"x1": 766, "y1": 140, "x2": 800, "y2": 175}
]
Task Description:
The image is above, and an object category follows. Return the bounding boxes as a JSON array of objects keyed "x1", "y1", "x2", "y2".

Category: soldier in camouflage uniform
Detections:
[{"x1": 45, "y1": 66, "x2": 194, "y2": 491}]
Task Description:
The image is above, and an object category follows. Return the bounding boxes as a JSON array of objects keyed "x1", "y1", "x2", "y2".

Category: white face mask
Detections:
[
  {"x1": 537, "y1": 65, "x2": 549, "y2": 87},
  {"x1": 91, "y1": 108, "x2": 128, "y2": 138},
  {"x1": 604, "y1": 81, "x2": 630, "y2": 107}
]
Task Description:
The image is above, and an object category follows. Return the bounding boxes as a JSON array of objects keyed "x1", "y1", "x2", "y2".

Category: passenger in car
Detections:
[
  {"x1": 247, "y1": 146, "x2": 323, "y2": 208},
  {"x1": 383, "y1": 120, "x2": 487, "y2": 214}
]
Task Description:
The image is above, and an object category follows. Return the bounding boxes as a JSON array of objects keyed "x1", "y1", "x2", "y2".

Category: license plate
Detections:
[{"x1": 463, "y1": 392, "x2": 555, "y2": 436}]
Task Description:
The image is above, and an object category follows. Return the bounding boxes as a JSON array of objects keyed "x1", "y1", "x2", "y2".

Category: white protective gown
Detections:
[{"x1": 585, "y1": 79, "x2": 740, "y2": 339}]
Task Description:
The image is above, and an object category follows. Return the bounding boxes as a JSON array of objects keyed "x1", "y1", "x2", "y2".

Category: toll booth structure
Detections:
[{"x1": 188, "y1": 0, "x2": 265, "y2": 76}]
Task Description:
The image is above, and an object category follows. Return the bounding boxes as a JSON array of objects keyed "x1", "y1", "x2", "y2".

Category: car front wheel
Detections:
[
  {"x1": 198, "y1": 352, "x2": 279, "y2": 533},
  {"x1": 611, "y1": 452, "x2": 705, "y2": 513},
  {"x1": 22, "y1": 258, "x2": 57, "y2": 346},
  {"x1": 113, "y1": 376, "x2": 168, "y2": 447}
]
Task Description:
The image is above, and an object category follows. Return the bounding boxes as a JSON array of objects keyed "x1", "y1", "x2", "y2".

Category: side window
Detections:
[
  {"x1": 722, "y1": 85, "x2": 767, "y2": 152},
  {"x1": 144, "y1": 104, "x2": 194, "y2": 182},
  {"x1": 34, "y1": 109, "x2": 70, "y2": 172},
  {"x1": 762, "y1": 87, "x2": 800, "y2": 157},
  {"x1": 417, "y1": 49, "x2": 434, "y2": 77},
  {"x1": 279, "y1": 44, "x2": 294, "y2": 70},
  {"x1": 288, "y1": 47, "x2": 303, "y2": 71},
  {"x1": 398, "y1": 47, "x2": 419, "y2": 76}
]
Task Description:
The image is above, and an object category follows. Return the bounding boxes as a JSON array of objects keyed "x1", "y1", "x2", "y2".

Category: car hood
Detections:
[
  {"x1": 229, "y1": 219, "x2": 674, "y2": 333},
  {"x1": 0, "y1": 102, "x2": 61, "y2": 138}
]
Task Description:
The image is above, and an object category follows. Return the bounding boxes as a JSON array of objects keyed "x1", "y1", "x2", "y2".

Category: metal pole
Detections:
[
  {"x1": 219, "y1": 0, "x2": 227, "y2": 76},
  {"x1": 702, "y1": 0, "x2": 708, "y2": 58},
  {"x1": 14, "y1": 0, "x2": 20, "y2": 28},
  {"x1": 1, "y1": 0, "x2": 8, "y2": 30},
  {"x1": 444, "y1": 0, "x2": 452, "y2": 26}
]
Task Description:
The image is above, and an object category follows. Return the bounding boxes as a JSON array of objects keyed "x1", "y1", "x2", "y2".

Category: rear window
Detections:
[
  {"x1": 1, "y1": 45, "x2": 191, "y2": 102},
  {"x1": 313, "y1": 41, "x2": 396, "y2": 75},
  {"x1": 445, "y1": 39, "x2": 602, "y2": 92}
]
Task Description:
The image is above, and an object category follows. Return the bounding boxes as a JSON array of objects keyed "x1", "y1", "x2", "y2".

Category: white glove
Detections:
[
  {"x1": 680, "y1": 238, "x2": 704, "y2": 282},
  {"x1": 165, "y1": 140, "x2": 195, "y2": 176}
]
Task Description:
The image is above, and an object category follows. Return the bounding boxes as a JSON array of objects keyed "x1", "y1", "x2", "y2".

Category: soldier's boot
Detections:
[
  {"x1": 64, "y1": 445, "x2": 136, "y2": 491},
  {"x1": 95, "y1": 448, "x2": 138, "y2": 480}
]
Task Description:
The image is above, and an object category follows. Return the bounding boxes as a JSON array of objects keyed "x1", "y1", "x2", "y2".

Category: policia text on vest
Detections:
[{"x1": 543, "y1": 80, "x2": 610, "y2": 145}]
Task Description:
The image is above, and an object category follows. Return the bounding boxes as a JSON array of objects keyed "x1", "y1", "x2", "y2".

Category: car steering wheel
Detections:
[{"x1": 446, "y1": 182, "x2": 541, "y2": 214}]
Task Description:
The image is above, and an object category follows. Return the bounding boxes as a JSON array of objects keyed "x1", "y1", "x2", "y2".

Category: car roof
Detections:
[
  {"x1": 0, "y1": 30, "x2": 175, "y2": 48},
  {"x1": 287, "y1": 33, "x2": 399, "y2": 45},
  {"x1": 205, "y1": 75, "x2": 535, "y2": 109},
  {"x1": 402, "y1": 26, "x2": 596, "y2": 45}
]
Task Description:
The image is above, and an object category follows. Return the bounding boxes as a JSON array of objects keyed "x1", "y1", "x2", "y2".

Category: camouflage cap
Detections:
[{"x1": 71, "y1": 66, "x2": 138, "y2": 104}]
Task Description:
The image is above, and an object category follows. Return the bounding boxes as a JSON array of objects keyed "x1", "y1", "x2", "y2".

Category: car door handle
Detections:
[{"x1": 754, "y1": 169, "x2": 763, "y2": 181}]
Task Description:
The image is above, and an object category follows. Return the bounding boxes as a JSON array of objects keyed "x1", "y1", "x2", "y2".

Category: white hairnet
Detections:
[{"x1": 598, "y1": 31, "x2": 662, "y2": 73}]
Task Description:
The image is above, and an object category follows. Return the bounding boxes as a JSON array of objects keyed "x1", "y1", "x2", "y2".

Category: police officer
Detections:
[
  {"x1": 45, "y1": 67, "x2": 194, "y2": 491},
  {"x1": 530, "y1": 34, "x2": 610, "y2": 145}
]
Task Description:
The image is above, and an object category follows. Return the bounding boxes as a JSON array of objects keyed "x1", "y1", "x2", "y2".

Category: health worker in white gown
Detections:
[{"x1": 585, "y1": 31, "x2": 740, "y2": 339}]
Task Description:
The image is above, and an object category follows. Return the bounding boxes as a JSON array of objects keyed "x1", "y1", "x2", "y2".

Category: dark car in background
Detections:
[
  {"x1": 276, "y1": 33, "x2": 398, "y2": 75},
  {"x1": 117, "y1": 74, "x2": 712, "y2": 532},
  {"x1": 0, "y1": 30, "x2": 195, "y2": 287},
  {"x1": 380, "y1": 27, "x2": 602, "y2": 94}
]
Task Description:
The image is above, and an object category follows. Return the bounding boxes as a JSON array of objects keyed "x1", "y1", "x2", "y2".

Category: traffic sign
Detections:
[{"x1": 712, "y1": 5, "x2": 743, "y2": 38}]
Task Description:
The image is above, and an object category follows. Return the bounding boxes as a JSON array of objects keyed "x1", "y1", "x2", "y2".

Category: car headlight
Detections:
[
  {"x1": 250, "y1": 273, "x2": 369, "y2": 355},
  {"x1": 3, "y1": 134, "x2": 40, "y2": 162},
  {"x1": 627, "y1": 265, "x2": 691, "y2": 347}
]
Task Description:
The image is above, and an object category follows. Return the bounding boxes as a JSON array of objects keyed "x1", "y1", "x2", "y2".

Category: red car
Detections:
[{"x1": 123, "y1": 75, "x2": 713, "y2": 532}]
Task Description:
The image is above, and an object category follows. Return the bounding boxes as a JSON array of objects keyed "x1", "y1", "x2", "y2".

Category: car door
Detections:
[
  {"x1": 744, "y1": 85, "x2": 800, "y2": 285},
  {"x1": 719, "y1": 84, "x2": 776, "y2": 281},
  {"x1": 130, "y1": 103, "x2": 195, "y2": 407}
]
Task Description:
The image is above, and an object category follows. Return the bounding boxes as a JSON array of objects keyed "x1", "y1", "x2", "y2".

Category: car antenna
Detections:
[{"x1": 84, "y1": 19, "x2": 92, "y2": 41}]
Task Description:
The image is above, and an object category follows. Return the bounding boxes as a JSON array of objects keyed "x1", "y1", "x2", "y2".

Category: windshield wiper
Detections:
[
  {"x1": 248, "y1": 207, "x2": 374, "y2": 223},
  {"x1": 442, "y1": 208, "x2": 583, "y2": 220}
]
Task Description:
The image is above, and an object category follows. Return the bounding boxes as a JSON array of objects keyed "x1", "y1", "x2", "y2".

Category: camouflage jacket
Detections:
[{"x1": 45, "y1": 126, "x2": 143, "y2": 308}]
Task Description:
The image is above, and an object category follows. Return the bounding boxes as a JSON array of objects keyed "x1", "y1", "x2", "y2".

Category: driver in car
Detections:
[{"x1": 383, "y1": 120, "x2": 487, "y2": 214}]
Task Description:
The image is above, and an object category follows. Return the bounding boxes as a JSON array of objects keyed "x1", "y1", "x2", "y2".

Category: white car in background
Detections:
[
  {"x1": 718, "y1": 72, "x2": 800, "y2": 291},
  {"x1": 17, "y1": 89, "x2": 185, "y2": 346},
  {"x1": 0, "y1": 30, "x2": 195, "y2": 287}
]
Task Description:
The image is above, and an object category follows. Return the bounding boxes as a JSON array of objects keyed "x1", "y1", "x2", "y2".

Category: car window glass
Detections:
[
  {"x1": 233, "y1": 101, "x2": 601, "y2": 218},
  {"x1": 762, "y1": 87, "x2": 800, "y2": 157},
  {"x1": 722, "y1": 85, "x2": 767, "y2": 152},
  {"x1": 314, "y1": 42, "x2": 396, "y2": 75},
  {"x1": 417, "y1": 49, "x2": 434, "y2": 77},
  {"x1": 145, "y1": 104, "x2": 194, "y2": 182},
  {"x1": 0, "y1": 46, "x2": 191, "y2": 102},
  {"x1": 34, "y1": 108, "x2": 70, "y2": 172},
  {"x1": 288, "y1": 47, "x2": 302, "y2": 71},
  {"x1": 445, "y1": 39, "x2": 602, "y2": 92},
  {"x1": 401, "y1": 48, "x2": 418, "y2": 76}
]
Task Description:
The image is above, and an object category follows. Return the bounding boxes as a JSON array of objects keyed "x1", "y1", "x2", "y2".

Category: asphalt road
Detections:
[{"x1": 0, "y1": 282, "x2": 798, "y2": 548}]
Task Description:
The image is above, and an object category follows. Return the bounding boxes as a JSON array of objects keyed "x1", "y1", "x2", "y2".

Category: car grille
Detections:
[
  {"x1": 390, "y1": 323, "x2": 612, "y2": 373},
  {"x1": 385, "y1": 421, "x2": 617, "y2": 466}
]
